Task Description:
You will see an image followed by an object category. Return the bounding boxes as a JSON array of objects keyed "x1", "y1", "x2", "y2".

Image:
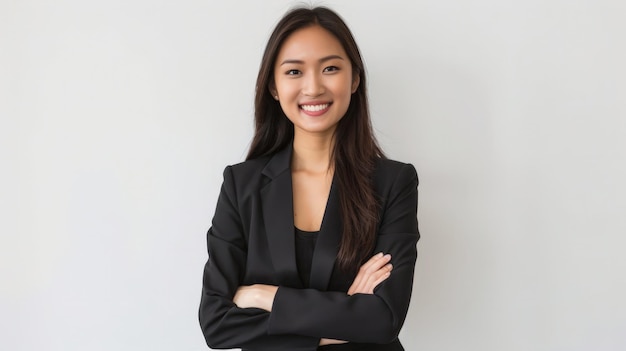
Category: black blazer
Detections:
[{"x1": 199, "y1": 145, "x2": 419, "y2": 351}]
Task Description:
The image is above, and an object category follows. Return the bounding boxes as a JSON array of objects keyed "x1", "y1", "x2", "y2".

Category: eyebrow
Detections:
[{"x1": 280, "y1": 55, "x2": 345, "y2": 66}]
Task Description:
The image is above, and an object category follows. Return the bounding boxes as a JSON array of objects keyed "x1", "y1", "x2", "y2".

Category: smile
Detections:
[{"x1": 300, "y1": 103, "x2": 331, "y2": 112}]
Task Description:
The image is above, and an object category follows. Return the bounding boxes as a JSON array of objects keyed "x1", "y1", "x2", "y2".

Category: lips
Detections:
[
  {"x1": 301, "y1": 103, "x2": 329, "y2": 112},
  {"x1": 299, "y1": 102, "x2": 332, "y2": 116}
]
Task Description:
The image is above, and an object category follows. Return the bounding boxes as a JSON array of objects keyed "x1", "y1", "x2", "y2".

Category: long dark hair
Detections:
[{"x1": 247, "y1": 6, "x2": 385, "y2": 271}]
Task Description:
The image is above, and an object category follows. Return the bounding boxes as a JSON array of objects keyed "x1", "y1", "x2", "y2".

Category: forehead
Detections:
[{"x1": 276, "y1": 25, "x2": 347, "y2": 63}]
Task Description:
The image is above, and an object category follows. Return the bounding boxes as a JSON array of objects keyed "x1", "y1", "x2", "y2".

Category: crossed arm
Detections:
[
  {"x1": 233, "y1": 252, "x2": 394, "y2": 346},
  {"x1": 200, "y1": 163, "x2": 418, "y2": 349}
]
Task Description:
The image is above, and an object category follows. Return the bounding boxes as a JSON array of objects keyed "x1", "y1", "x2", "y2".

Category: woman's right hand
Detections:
[{"x1": 347, "y1": 252, "x2": 393, "y2": 296}]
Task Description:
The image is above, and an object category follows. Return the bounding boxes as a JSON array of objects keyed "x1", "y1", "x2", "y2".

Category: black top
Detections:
[{"x1": 295, "y1": 227, "x2": 319, "y2": 287}]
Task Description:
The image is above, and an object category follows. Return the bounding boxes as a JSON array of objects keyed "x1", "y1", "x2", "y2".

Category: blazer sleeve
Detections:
[
  {"x1": 268, "y1": 163, "x2": 419, "y2": 344},
  {"x1": 199, "y1": 166, "x2": 319, "y2": 350}
]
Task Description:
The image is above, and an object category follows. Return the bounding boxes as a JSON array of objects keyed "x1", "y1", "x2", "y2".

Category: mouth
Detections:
[{"x1": 299, "y1": 102, "x2": 332, "y2": 116}]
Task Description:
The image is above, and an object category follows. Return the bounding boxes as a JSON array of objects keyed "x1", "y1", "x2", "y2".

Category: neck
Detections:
[{"x1": 291, "y1": 132, "x2": 334, "y2": 173}]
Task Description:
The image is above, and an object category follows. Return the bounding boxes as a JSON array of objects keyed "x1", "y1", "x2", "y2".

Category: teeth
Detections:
[{"x1": 301, "y1": 103, "x2": 329, "y2": 112}]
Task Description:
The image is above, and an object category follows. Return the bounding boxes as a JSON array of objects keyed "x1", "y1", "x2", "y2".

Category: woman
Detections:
[{"x1": 199, "y1": 6, "x2": 419, "y2": 351}]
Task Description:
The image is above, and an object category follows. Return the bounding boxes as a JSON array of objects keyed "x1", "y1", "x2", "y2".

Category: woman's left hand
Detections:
[
  {"x1": 347, "y1": 253, "x2": 393, "y2": 296},
  {"x1": 233, "y1": 284, "x2": 278, "y2": 312}
]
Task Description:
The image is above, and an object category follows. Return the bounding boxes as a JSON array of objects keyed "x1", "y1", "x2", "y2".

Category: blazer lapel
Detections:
[
  {"x1": 260, "y1": 146, "x2": 302, "y2": 288},
  {"x1": 309, "y1": 177, "x2": 341, "y2": 291}
]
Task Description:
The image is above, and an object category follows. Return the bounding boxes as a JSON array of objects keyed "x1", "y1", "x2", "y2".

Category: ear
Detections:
[
  {"x1": 351, "y1": 71, "x2": 360, "y2": 94},
  {"x1": 268, "y1": 80, "x2": 278, "y2": 99}
]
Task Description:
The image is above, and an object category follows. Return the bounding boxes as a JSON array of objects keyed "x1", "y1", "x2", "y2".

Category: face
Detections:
[{"x1": 271, "y1": 25, "x2": 360, "y2": 138}]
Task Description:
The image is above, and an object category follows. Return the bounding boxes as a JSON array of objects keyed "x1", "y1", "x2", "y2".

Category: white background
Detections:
[{"x1": 1, "y1": 0, "x2": 625, "y2": 350}]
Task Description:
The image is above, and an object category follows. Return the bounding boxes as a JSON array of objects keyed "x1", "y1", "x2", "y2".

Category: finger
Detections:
[
  {"x1": 348, "y1": 267, "x2": 368, "y2": 295},
  {"x1": 364, "y1": 263, "x2": 391, "y2": 283},
  {"x1": 349, "y1": 254, "x2": 392, "y2": 295},
  {"x1": 363, "y1": 263, "x2": 393, "y2": 293},
  {"x1": 348, "y1": 280, "x2": 358, "y2": 295},
  {"x1": 359, "y1": 252, "x2": 384, "y2": 273},
  {"x1": 358, "y1": 255, "x2": 390, "y2": 288},
  {"x1": 363, "y1": 254, "x2": 391, "y2": 275},
  {"x1": 359, "y1": 255, "x2": 391, "y2": 277},
  {"x1": 349, "y1": 254, "x2": 383, "y2": 294},
  {"x1": 369, "y1": 271, "x2": 391, "y2": 293},
  {"x1": 348, "y1": 274, "x2": 365, "y2": 295},
  {"x1": 350, "y1": 261, "x2": 392, "y2": 295}
]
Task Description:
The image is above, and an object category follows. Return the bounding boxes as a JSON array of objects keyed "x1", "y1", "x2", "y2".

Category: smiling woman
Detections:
[{"x1": 199, "y1": 6, "x2": 419, "y2": 351}]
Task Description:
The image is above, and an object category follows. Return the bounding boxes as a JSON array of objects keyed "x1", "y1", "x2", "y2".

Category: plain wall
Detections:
[{"x1": 1, "y1": 0, "x2": 625, "y2": 350}]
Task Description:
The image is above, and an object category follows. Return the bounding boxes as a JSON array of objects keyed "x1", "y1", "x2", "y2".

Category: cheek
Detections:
[
  {"x1": 276, "y1": 81, "x2": 298, "y2": 99},
  {"x1": 333, "y1": 77, "x2": 356, "y2": 97}
]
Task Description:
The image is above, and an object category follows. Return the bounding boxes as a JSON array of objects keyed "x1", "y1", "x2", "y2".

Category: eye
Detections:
[
  {"x1": 285, "y1": 69, "x2": 301, "y2": 76},
  {"x1": 323, "y1": 66, "x2": 340, "y2": 73}
]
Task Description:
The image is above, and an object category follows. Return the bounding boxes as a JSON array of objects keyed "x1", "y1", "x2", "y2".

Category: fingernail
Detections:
[
  {"x1": 384, "y1": 254, "x2": 391, "y2": 259},
  {"x1": 377, "y1": 252, "x2": 384, "y2": 258}
]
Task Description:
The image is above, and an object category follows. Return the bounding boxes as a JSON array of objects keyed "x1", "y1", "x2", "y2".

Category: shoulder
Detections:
[
  {"x1": 218, "y1": 155, "x2": 270, "y2": 195},
  {"x1": 372, "y1": 158, "x2": 418, "y2": 200},
  {"x1": 227, "y1": 155, "x2": 271, "y2": 181},
  {"x1": 373, "y1": 158, "x2": 418, "y2": 185}
]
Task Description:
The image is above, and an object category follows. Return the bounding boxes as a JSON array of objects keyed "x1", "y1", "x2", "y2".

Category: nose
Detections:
[{"x1": 302, "y1": 72, "x2": 325, "y2": 97}]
